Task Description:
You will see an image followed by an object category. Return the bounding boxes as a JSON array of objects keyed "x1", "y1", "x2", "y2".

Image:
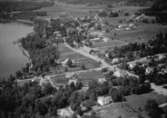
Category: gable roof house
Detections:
[
  {"x1": 57, "y1": 107, "x2": 74, "y2": 118},
  {"x1": 97, "y1": 96, "x2": 113, "y2": 106}
]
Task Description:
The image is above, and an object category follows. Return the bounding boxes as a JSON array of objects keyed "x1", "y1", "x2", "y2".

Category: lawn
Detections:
[
  {"x1": 95, "y1": 102, "x2": 139, "y2": 118},
  {"x1": 77, "y1": 70, "x2": 104, "y2": 86},
  {"x1": 126, "y1": 92, "x2": 167, "y2": 110}
]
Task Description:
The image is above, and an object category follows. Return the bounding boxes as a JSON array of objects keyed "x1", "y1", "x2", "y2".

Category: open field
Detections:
[
  {"x1": 92, "y1": 23, "x2": 167, "y2": 52},
  {"x1": 38, "y1": 1, "x2": 104, "y2": 17},
  {"x1": 95, "y1": 102, "x2": 139, "y2": 118},
  {"x1": 126, "y1": 92, "x2": 167, "y2": 110}
]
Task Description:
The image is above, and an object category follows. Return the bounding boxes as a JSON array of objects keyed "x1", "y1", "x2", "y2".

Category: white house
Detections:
[
  {"x1": 145, "y1": 67, "x2": 154, "y2": 75},
  {"x1": 61, "y1": 58, "x2": 75, "y2": 67},
  {"x1": 68, "y1": 78, "x2": 78, "y2": 86},
  {"x1": 98, "y1": 78, "x2": 107, "y2": 84},
  {"x1": 128, "y1": 63, "x2": 136, "y2": 70},
  {"x1": 113, "y1": 69, "x2": 139, "y2": 78},
  {"x1": 102, "y1": 37, "x2": 109, "y2": 42},
  {"x1": 57, "y1": 107, "x2": 74, "y2": 118},
  {"x1": 97, "y1": 96, "x2": 112, "y2": 106}
]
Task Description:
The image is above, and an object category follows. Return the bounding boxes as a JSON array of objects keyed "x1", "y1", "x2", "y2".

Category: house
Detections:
[
  {"x1": 154, "y1": 54, "x2": 166, "y2": 61},
  {"x1": 102, "y1": 37, "x2": 109, "y2": 42},
  {"x1": 91, "y1": 37, "x2": 102, "y2": 41},
  {"x1": 97, "y1": 96, "x2": 112, "y2": 106},
  {"x1": 111, "y1": 58, "x2": 120, "y2": 64},
  {"x1": 57, "y1": 107, "x2": 74, "y2": 118},
  {"x1": 61, "y1": 58, "x2": 75, "y2": 67},
  {"x1": 39, "y1": 76, "x2": 51, "y2": 89},
  {"x1": 145, "y1": 67, "x2": 154, "y2": 75},
  {"x1": 89, "y1": 49, "x2": 99, "y2": 55},
  {"x1": 128, "y1": 63, "x2": 136, "y2": 70},
  {"x1": 73, "y1": 41, "x2": 80, "y2": 48},
  {"x1": 113, "y1": 69, "x2": 139, "y2": 78},
  {"x1": 68, "y1": 78, "x2": 78, "y2": 86},
  {"x1": 98, "y1": 78, "x2": 106, "y2": 84}
]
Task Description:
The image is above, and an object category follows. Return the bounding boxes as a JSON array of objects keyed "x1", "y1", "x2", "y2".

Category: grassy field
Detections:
[
  {"x1": 38, "y1": 1, "x2": 104, "y2": 17},
  {"x1": 126, "y1": 92, "x2": 167, "y2": 110},
  {"x1": 96, "y1": 102, "x2": 139, "y2": 118}
]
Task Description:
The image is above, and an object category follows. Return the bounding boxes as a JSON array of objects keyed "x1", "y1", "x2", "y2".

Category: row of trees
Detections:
[{"x1": 107, "y1": 32, "x2": 167, "y2": 62}]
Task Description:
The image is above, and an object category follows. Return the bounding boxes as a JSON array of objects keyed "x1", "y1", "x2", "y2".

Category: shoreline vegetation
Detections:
[{"x1": 0, "y1": 0, "x2": 54, "y2": 78}]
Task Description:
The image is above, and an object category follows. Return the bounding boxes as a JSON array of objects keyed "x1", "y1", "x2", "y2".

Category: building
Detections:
[
  {"x1": 68, "y1": 78, "x2": 78, "y2": 86},
  {"x1": 98, "y1": 78, "x2": 107, "y2": 84},
  {"x1": 57, "y1": 107, "x2": 74, "y2": 118},
  {"x1": 128, "y1": 63, "x2": 136, "y2": 70},
  {"x1": 61, "y1": 58, "x2": 75, "y2": 67},
  {"x1": 145, "y1": 67, "x2": 154, "y2": 75},
  {"x1": 97, "y1": 96, "x2": 112, "y2": 106},
  {"x1": 113, "y1": 69, "x2": 139, "y2": 78}
]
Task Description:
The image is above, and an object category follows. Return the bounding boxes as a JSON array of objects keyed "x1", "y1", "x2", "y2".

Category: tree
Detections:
[
  {"x1": 145, "y1": 99, "x2": 163, "y2": 118},
  {"x1": 109, "y1": 88, "x2": 124, "y2": 102},
  {"x1": 35, "y1": 101, "x2": 48, "y2": 116}
]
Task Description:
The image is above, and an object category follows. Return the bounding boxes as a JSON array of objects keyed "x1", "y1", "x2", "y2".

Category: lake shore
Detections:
[{"x1": 0, "y1": 23, "x2": 33, "y2": 77}]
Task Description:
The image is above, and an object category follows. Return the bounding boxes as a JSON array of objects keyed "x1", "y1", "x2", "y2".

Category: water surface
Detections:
[{"x1": 0, "y1": 23, "x2": 33, "y2": 78}]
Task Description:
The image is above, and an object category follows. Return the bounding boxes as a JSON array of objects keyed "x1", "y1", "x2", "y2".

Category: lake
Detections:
[{"x1": 0, "y1": 23, "x2": 33, "y2": 78}]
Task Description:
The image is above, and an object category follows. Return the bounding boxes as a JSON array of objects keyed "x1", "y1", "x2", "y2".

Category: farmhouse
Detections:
[
  {"x1": 57, "y1": 107, "x2": 74, "y2": 118},
  {"x1": 111, "y1": 58, "x2": 124, "y2": 64},
  {"x1": 97, "y1": 96, "x2": 113, "y2": 106},
  {"x1": 61, "y1": 58, "x2": 75, "y2": 67},
  {"x1": 128, "y1": 63, "x2": 137, "y2": 70},
  {"x1": 89, "y1": 49, "x2": 99, "y2": 55},
  {"x1": 98, "y1": 78, "x2": 107, "y2": 84},
  {"x1": 113, "y1": 69, "x2": 139, "y2": 78},
  {"x1": 145, "y1": 67, "x2": 154, "y2": 75},
  {"x1": 68, "y1": 78, "x2": 78, "y2": 86}
]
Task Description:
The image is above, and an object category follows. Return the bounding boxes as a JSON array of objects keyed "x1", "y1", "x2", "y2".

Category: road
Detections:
[{"x1": 64, "y1": 42, "x2": 117, "y2": 70}]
